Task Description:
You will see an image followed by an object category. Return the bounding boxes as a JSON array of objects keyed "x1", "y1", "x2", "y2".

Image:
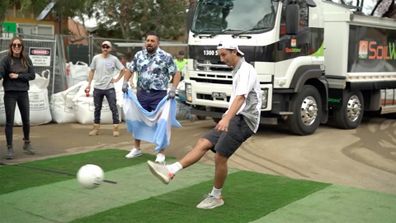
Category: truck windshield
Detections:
[{"x1": 191, "y1": 0, "x2": 278, "y2": 34}]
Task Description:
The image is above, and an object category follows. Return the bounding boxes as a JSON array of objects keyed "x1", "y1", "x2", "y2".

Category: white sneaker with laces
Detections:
[
  {"x1": 196, "y1": 195, "x2": 224, "y2": 209},
  {"x1": 155, "y1": 153, "x2": 166, "y2": 164},
  {"x1": 147, "y1": 160, "x2": 174, "y2": 184},
  {"x1": 125, "y1": 148, "x2": 142, "y2": 159}
]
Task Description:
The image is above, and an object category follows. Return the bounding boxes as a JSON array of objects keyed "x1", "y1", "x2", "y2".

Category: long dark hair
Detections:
[{"x1": 8, "y1": 36, "x2": 29, "y2": 68}]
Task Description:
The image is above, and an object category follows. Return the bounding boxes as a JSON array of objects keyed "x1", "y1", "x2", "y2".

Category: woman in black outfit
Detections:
[{"x1": 0, "y1": 37, "x2": 36, "y2": 159}]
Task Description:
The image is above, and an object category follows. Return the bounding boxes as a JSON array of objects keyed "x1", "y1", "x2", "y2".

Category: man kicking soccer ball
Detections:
[{"x1": 148, "y1": 39, "x2": 262, "y2": 209}]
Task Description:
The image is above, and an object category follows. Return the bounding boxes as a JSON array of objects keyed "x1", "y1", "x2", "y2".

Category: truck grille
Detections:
[
  {"x1": 191, "y1": 76, "x2": 232, "y2": 84},
  {"x1": 195, "y1": 60, "x2": 233, "y2": 72},
  {"x1": 197, "y1": 93, "x2": 231, "y2": 102},
  {"x1": 191, "y1": 60, "x2": 233, "y2": 84}
]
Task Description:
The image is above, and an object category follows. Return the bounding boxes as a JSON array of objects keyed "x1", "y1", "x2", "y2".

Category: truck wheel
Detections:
[
  {"x1": 333, "y1": 90, "x2": 364, "y2": 129},
  {"x1": 287, "y1": 85, "x2": 322, "y2": 135}
]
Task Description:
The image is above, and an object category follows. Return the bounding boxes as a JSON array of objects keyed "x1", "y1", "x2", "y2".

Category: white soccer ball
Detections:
[{"x1": 77, "y1": 164, "x2": 104, "y2": 189}]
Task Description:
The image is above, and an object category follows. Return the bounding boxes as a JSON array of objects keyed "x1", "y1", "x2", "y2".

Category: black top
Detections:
[{"x1": 0, "y1": 54, "x2": 35, "y2": 92}]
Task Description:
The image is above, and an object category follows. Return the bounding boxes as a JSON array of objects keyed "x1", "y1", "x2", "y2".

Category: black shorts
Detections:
[{"x1": 203, "y1": 115, "x2": 254, "y2": 158}]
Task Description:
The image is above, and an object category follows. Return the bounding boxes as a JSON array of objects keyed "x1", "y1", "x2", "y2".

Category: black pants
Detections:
[
  {"x1": 93, "y1": 88, "x2": 119, "y2": 124},
  {"x1": 4, "y1": 91, "x2": 30, "y2": 146}
]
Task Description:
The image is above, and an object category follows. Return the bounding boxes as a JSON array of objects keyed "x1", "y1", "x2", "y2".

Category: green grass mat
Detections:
[
  {"x1": 71, "y1": 171, "x2": 330, "y2": 223},
  {"x1": 2, "y1": 149, "x2": 392, "y2": 223},
  {"x1": 0, "y1": 149, "x2": 153, "y2": 194},
  {"x1": 252, "y1": 185, "x2": 396, "y2": 223},
  {"x1": 1, "y1": 162, "x2": 217, "y2": 222}
]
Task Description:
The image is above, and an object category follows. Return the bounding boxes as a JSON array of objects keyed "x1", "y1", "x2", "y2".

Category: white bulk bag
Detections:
[
  {"x1": 66, "y1": 61, "x2": 90, "y2": 88},
  {"x1": 114, "y1": 76, "x2": 126, "y2": 121},
  {"x1": 28, "y1": 70, "x2": 52, "y2": 125},
  {"x1": 73, "y1": 81, "x2": 120, "y2": 124},
  {"x1": 0, "y1": 79, "x2": 22, "y2": 125},
  {"x1": 0, "y1": 79, "x2": 7, "y2": 125},
  {"x1": 50, "y1": 82, "x2": 85, "y2": 123}
]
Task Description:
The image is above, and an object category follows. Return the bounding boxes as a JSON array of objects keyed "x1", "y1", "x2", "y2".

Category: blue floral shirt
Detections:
[{"x1": 128, "y1": 48, "x2": 177, "y2": 91}]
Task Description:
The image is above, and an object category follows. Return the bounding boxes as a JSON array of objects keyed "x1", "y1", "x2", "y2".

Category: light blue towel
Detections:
[{"x1": 123, "y1": 90, "x2": 181, "y2": 152}]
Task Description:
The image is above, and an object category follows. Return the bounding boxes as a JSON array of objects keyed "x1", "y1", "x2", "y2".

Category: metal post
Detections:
[
  {"x1": 52, "y1": 35, "x2": 57, "y2": 95},
  {"x1": 88, "y1": 33, "x2": 93, "y2": 64}
]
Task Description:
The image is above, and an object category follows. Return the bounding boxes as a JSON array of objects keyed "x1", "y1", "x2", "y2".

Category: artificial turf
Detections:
[
  {"x1": 71, "y1": 171, "x2": 329, "y2": 223},
  {"x1": 3, "y1": 149, "x2": 394, "y2": 223},
  {"x1": 0, "y1": 149, "x2": 153, "y2": 194}
]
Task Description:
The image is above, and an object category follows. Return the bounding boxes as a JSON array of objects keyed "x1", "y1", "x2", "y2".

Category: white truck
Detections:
[{"x1": 184, "y1": 0, "x2": 396, "y2": 135}]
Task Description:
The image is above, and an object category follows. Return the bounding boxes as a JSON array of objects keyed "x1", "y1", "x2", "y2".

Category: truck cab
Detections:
[{"x1": 184, "y1": 0, "x2": 396, "y2": 135}]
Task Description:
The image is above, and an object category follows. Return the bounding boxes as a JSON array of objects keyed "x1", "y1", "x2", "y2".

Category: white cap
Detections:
[
  {"x1": 217, "y1": 40, "x2": 244, "y2": 56},
  {"x1": 101, "y1": 40, "x2": 112, "y2": 48}
]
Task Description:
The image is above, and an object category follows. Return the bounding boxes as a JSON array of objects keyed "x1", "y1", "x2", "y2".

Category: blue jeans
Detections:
[{"x1": 93, "y1": 88, "x2": 119, "y2": 124}]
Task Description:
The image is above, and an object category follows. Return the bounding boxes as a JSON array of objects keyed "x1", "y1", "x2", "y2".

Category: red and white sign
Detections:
[
  {"x1": 291, "y1": 38, "x2": 297, "y2": 48},
  {"x1": 29, "y1": 47, "x2": 51, "y2": 67}
]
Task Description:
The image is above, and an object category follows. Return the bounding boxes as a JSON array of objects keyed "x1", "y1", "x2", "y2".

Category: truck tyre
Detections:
[
  {"x1": 287, "y1": 85, "x2": 322, "y2": 135},
  {"x1": 333, "y1": 90, "x2": 364, "y2": 129}
]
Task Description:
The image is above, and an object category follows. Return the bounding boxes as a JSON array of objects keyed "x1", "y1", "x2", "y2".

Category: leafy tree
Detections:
[
  {"x1": 0, "y1": 0, "x2": 10, "y2": 21},
  {"x1": 1, "y1": 0, "x2": 55, "y2": 19},
  {"x1": 93, "y1": 0, "x2": 187, "y2": 40},
  {"x1": 1, "y1": 0, "x2": 188, "y2": 39}
]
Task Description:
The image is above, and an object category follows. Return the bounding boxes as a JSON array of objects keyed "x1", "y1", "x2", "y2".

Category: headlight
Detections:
[
  {"x1": 186, "y1": 83, "x2": 192, "y2": 102},
  {"x1": 261, "y1": 88, "x2": 268, "y2": 109}
]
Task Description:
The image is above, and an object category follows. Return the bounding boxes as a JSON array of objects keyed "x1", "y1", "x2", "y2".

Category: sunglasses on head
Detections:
[
  {"x1": 12, "y1": 43, "x2": 22, "y2": 48},
  {"x1": 102, "y1": 45, "x2": 110, "y2": 49}
]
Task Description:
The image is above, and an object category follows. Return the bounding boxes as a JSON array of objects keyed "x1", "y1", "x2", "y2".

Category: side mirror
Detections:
[{"x1": 285, "y1": 2, "x2": 300, "y2": 35}]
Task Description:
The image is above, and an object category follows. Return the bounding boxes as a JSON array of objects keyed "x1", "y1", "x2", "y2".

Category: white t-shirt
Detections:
[
  {"x1": 90, "y1": 54, "x2": 124, "y2": 90},
  {"x1": 228, "y1": 58, "x2": 262, "y2": 133}
]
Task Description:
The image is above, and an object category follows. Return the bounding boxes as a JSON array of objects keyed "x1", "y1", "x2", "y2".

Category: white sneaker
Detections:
[
  {"x1": 125, "y1": 148, "x2": 142, "y2": 159},
  {"x1": 155, "y1": 153, "x2": 166, "y2": 164},
  {"x1": 196, "y1": 195, "x2": 224, "y2": 209},
  {"x1": 147, "y1": 160, "x2": 174, "y2": 184}
]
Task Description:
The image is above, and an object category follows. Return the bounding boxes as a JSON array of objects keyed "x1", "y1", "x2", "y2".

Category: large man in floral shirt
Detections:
[{"x1": 122, "y1": 31, "x2": 181, "y2": 163}]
